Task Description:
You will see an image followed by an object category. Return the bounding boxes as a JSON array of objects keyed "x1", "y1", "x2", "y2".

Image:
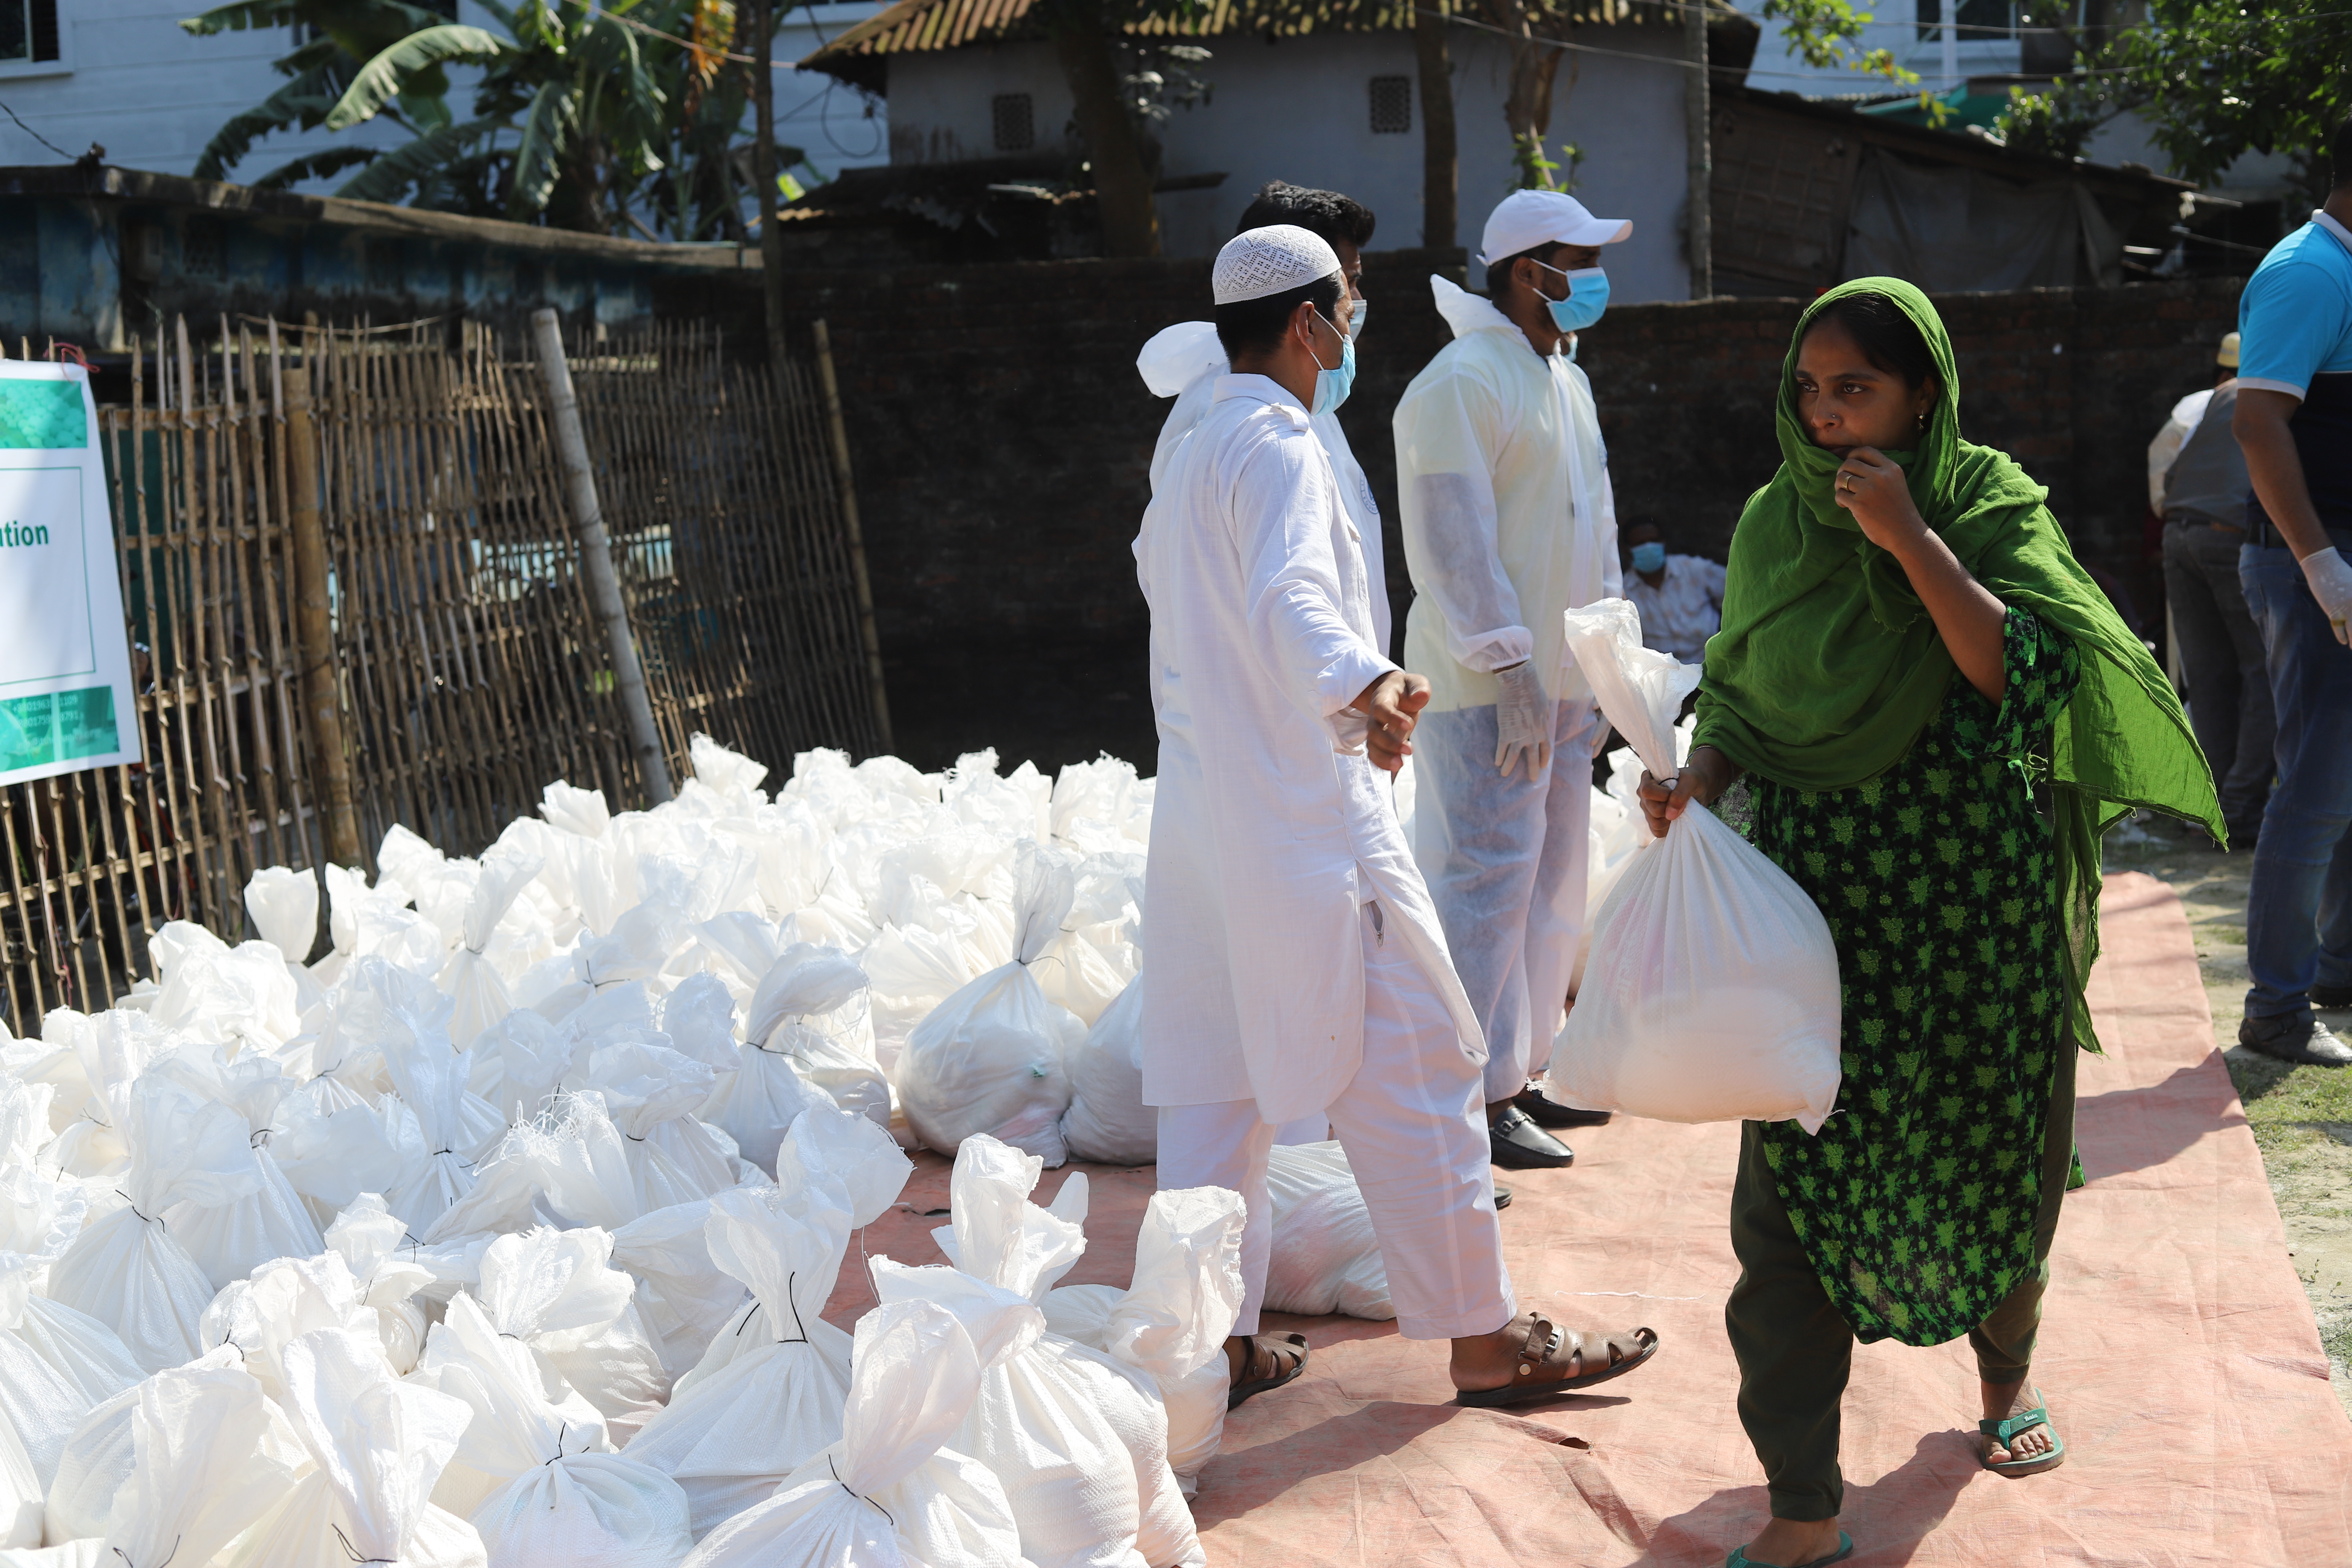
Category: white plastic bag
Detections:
[
  {"x1": 224, "y1": 1327, "x2": 486, "y2": 1568},
  {"x1": 743, "y1": 945, "x2": 889, "y2": 1133},
  {"x1": 679, "y1": 1298, "x2": 1020, "y2": 1568},
  {"x1": 1262, "y1": 1141, "x2": 1390, "y2": 1320},
  {"x1": 1548, "y1": 599, "x2": 1842, "y2": 1132},
  {"x1": 0, "y1": 1257, "x2": 133, "y2": 1492},
  {"x1": 897, "y1": 848, "x2": 1083, "y2": 1165},
  {"x1": 1057, "y1": 974, "x2": 1154, "y2": 1166},
  {"x1": 47, "y1": 1074, "x2": 259, "y2": 1372},
  {"x1": 474, "y1": 1227, "x2": 671, "y2": 1445},
  {"x1": 439, "y1": 848, "x2": 545, "y2": 1051},
  {"x1": 1041, "y1": 1185, "x2": 1245, "y2": 1495},
  {"x1": 622, "y1": 1184, "x2": 855, "y2": 1537},
  {"x1": 900, "y1": 1137, "x2": 1152, "y2": 1568},
  {"x1": 99, "y1": 1349, "x2": 308, "y2": 1568}
]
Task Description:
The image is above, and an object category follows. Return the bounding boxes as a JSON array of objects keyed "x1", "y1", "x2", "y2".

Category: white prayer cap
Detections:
[
  {"x1": 1475, "y1": 190, "x2": 1632, "y2": 266},
  {"x1": 1213, "y1": 224, "x2": 1343, "y2": 305}
]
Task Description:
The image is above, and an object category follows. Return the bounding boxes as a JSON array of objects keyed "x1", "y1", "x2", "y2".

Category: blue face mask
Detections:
[
  {"x1": 1537, "y1": 262, "x2": 1611, "y2": 333},
  {"x1": 1630, "y1": 541, "x2": 1667, "y2": 574},
  {"x1": 1309, "y1": 309, "x2": 1355, "y2": 416}
]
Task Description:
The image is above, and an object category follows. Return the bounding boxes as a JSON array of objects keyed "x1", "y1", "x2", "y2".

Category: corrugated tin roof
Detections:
[{"x1": 802, "y1": 0, "x2": 1688, "y2": 72}]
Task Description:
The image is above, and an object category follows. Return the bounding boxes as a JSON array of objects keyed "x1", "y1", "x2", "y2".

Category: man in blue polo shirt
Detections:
[{"x1": 2236, "y1": 116, "x2": 2352, "y2": 1066}]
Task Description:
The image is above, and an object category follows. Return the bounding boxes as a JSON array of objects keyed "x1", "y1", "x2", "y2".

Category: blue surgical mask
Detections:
[
  {"x1": 1348, "y1": 298, "x2": 1369, "y2": 341},
  {"x1": 1536, "y1": 261, "x2": 1610, "y2": 333},
  {"x1": 1309, "y1": 309, "x2": 1355, "y2": 416},
  {"x1": 1630, "y1": 541, "x2": 1667, "y2": 574}
]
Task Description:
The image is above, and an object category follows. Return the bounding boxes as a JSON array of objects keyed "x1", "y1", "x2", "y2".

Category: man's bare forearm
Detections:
[{"x1": 2234, "y1": 389, "x2": 2332, "y2": 558}]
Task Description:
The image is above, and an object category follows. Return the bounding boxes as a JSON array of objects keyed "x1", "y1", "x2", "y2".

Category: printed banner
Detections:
[{"x1": 0, "y1": 364, "x2": 138, "y2": 786}]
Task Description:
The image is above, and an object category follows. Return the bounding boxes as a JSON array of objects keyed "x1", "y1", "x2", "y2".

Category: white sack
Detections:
[
  {"x1": 742, "y1": 945, "x2": 889, "y2": 1134},
  {"x1": 1263, "y1": 1141, "x2": 1391, "y2": 1320},
  {"x1": 623, "y1": 1183, "x2": 854, "y2": 1537},
  {"x1": 101, "y1": 1350, "x2": 307, "y2": 1568},
  {"x1": 474, "y1": 1228, "x2": 670, "y2": 1445},
  {"x1": 1548, "y1": 599, "x2": 1842, "y2": 1132},
  {"x1": 1057, "y1": 974, "x2": 1153, "y2": 1166},
  {"x1": 1041, "y1": 1185, "x2": 1245, "y2": 1493},
  {"x1": 47, "y1": 1075, "x2": 258, "y2": 1372},
  {"x1": 0, "y1": 1415, "x2": 32, "y2": 1548},
  {"x1": 439, "y1": 848, "x2": 545, "y2": 1051},
  {"x1": 897, "y1": 848, "x2": 1084, "y2": 1165},
  {"x1": 679, "y1": 1298, "x2": 1019, "y2": 1568}
]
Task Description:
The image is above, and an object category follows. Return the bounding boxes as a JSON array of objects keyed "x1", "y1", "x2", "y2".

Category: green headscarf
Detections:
[{"x1": 1694, "y1": 277, "x2": 2220, "y2": 1051}]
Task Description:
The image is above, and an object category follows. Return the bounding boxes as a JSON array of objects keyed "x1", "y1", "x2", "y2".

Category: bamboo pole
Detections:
[
  {"x1": 809, "y1": 319, "x2": 894, "y2": 756},
  {"x1": 1684, "y1": 0, "x2": 1713, "y2": 300},
  {"x1": 530, "y1": 308, "x2": 673, "y2": 805},
  {"x1": 283, "y1": 331, "x2": 360, "y2": 866}
]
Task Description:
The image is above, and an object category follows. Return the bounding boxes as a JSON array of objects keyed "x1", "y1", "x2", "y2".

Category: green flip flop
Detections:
[
  {"x1": 1980, "y1": 1395, "x2": 2067, "y2": 1476},
  {"x1": 1724, "y1": 1530, "x2": 1853, "y2": 1567}
]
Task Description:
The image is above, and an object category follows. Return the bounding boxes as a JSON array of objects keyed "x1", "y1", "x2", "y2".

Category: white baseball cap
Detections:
[{"x1": 1476, "y1": 190, "x2": 1632, "y2": 267}]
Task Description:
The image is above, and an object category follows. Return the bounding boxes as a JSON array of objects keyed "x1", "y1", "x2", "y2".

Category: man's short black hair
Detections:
[
  {"x1": 1235, "y1": 181, "x2": 1376, "y2": 251},
  {"x1": 1215, "y1": 273, "x2": 1344, "y2": 362},
  {"x1": 1484, "y1": 241, "x2": 1569, "y2": 299},
  {"x1": 2335, "y1": 116, "x2": 2352, "y2": 190}
]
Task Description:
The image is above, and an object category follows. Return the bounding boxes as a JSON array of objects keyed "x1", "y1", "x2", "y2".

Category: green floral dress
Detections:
[{"x1": 1731, "y1": 608, "x2": 2082, "y2": 1347}]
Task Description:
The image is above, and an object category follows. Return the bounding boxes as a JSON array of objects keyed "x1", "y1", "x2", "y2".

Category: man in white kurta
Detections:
[
  {"x1": 1394, "y1": 190, "x2": 1629, "y2": 1170},
  {"x1": 1136, "y1": 226, "x2": 1660, "y2": 1406}
]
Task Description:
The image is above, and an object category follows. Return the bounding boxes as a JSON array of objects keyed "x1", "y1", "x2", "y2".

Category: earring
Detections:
[{"x1": 1916, "y1": 410, "x2": 1929, "y2": 431}]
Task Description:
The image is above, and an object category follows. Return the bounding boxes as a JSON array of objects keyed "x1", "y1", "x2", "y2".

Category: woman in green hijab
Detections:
[{"x1": 1641, "y1": 280, "x2": 2219, "y2": 1568}]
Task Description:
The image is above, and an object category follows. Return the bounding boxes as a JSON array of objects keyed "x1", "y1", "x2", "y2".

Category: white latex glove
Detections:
[
  {"x1": 1493, "y1": 662, "x2": 1554, "y2": 780},
  {"x1": 2302, "y1": 546, "x2": 2352, "y2": 646}
]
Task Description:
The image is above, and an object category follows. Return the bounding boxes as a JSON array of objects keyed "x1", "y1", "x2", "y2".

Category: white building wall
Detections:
[
  {"x1": 0, "y1": 0, "x2": 887, "y2": 193},
  {"x1": 1729, "y1": 0, "x2": 2021, "y2": 96},
  {"x1": 886, "y1": 24, "x2": 1700, "y2": 301}
]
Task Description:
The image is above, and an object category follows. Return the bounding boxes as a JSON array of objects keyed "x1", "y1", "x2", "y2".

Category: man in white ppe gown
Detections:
[
  {"x1": 1394, "y1": 189, "x2": 1629, "y2": 1171},
  {"x1": 1135, "y1": 223, "x2": 1660, "y2": 1409}
]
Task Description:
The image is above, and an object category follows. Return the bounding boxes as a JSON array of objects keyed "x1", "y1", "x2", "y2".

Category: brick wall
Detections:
[{"x1": 660, "y1": 260, "x2": 2244, "y2": 770}]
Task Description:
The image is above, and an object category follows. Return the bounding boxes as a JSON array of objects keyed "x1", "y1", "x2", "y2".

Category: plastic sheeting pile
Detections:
[{"x1": 0, "y1": 740, "x2": 1277, "y2": 1568}]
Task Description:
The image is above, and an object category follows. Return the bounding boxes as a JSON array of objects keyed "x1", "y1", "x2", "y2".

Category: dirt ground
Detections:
[{"x1": 2103, "y1": 815, "x2": 2352, "y2": 1420}]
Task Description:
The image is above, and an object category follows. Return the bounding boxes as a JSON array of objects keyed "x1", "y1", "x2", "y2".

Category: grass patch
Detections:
[{"x1": 2228, "y1": 1052, "x2": 2352, "y2": 1125}]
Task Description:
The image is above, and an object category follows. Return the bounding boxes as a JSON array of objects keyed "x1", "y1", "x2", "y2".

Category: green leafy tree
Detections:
[
  {"x1": 184, "y1": 0, "x2": 767, "y2": 236},
  {"x1": 1996, "y1": 0, "x2": 2352, "y2": 197}
]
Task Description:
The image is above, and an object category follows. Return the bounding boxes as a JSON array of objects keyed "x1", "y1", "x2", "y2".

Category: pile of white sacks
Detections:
[{"x1": 0, "y1": 735, "x2": 1666, "y2": 1568}]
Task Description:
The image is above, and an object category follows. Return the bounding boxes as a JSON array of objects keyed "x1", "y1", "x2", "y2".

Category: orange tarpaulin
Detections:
[{"x1": 828, "y1": 872, "x2": 2352, "y2": 1564}]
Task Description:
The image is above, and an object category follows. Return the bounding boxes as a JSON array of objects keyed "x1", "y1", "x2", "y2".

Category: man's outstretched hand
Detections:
[{"x1": 1352, "y1": 670, "x2": 1432, "y2": 774}]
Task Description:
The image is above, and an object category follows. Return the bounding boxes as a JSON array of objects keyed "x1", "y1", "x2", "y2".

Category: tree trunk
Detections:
[
  {"x1": 1052, "y1": 2, "x2": 1160, "y2": 258},
  {"x1": 1486, "y1": 0, "x2": 1565, "y2": 189},
  {"x1": 750, "y1": 0, "x2": 791, "y2": 381},
  {"x1": 1415, "y1": 6, "x2": 1458, "y2": 251},
  {"x1": 1683, "y1": 0, "x2": 1712, "y2": 299}
]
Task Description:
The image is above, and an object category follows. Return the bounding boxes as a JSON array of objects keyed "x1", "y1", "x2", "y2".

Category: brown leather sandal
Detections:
[
  {"x1": 1453, "y1": 1314, "x2": 1659, "y2": 1408},
  {"x1": 1227, "y1": 1332, "x2": 1310, "y2": 1410}
]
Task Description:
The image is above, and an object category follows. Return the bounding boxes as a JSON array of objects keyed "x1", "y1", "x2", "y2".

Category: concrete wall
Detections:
[
  {"x1": 663, "y1": 255, "x2": 2243, "y2": 771},
  {"x1": 881, "y1": 26, "x2": 1698, "y2": 301}
]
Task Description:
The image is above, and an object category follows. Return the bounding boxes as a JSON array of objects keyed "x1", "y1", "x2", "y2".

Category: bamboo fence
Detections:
[{"x1": 0, "y1": 317, "x2": 882, "y2": 1032}]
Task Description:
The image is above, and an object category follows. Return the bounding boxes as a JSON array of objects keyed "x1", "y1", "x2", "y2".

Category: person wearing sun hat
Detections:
[
  {"x1": 1135, "y1": 224, "x2": 1662, "y2": 1413},
  {"x1": 1392, "y1": 189, "x2": 1634, "y2": 1173},
  {"x1": 1640, "y1": 278, "x2": 2218, "y2": 1567}
]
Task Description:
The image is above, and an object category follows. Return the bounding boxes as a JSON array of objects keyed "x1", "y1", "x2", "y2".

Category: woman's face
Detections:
[{"x1": 1792, "y1": 317, "x2": 1938, "y2": 455}]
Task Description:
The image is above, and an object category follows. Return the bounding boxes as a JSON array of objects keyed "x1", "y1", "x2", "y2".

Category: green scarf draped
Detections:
[{"x1": 1694, "y1": 277, "x2": 2220, "y2": 1052}]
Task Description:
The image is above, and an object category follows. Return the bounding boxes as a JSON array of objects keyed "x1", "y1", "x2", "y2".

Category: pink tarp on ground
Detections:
[{"x1": 827, "y1": 873, "x2": 2352, "y2": 1564}]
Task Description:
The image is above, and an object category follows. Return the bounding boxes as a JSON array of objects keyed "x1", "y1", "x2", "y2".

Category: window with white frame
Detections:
[
  {"x1": 0, "y1": 0, "x2": 59, "y2": 67},
  {"x1": 992, "y1": 93, "x2": 1035, "y2": 153},
  {"x1": 1369, "y1": 75, "x2": 1411, "y2": 135}
]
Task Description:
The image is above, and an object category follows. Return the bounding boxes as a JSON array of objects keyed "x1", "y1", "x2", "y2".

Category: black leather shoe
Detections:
[
  {"x1": 2239, "y1": 1012, "x2": 2352, "y2": 1066},
  {"x1": 1494, "y1": 1184, "x2": 1513, "y2": 1210},
  {"x1": 1513, "y1": 1086, "x2": 1612, "y2": 1130},
  {"x1": 2312, "y1": 983, "x2": 2352, "y2": 1011},
  {"x1": 1490, "y1": 1104, "x2": 1575, "y2": 1169}
]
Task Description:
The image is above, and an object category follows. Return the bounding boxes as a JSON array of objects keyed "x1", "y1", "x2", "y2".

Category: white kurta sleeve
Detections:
[
  {"x1": 1231, "y1": 426, "x2": 1394, "y2": 744},
  {"x1": 1394, "y1": 370, "x2": 1534, "y2": 672}
]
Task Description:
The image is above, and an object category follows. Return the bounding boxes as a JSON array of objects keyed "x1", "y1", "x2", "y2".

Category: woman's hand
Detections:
[
  {"x1": 1637, "y1": 744, "x2": 1741, "y2": 839},
  {"x1": 1831, "y1": 446, "x2": 1928, "y2": 552}
]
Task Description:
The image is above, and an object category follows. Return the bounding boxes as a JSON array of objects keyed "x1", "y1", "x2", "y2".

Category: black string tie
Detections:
[
  {"x1": 331, "y1": 1524, "x2": 394, "y2": 1563},
  {"x1": 112, "y1": 1536, "x2": 178, "y2": 1566},
  {"x1": 116, "y1": 1190, "x2": 160, "y2": 1227},
  {"x1": 776, "y1": 1270, "x2": 810, "y2": 1345},
  {"x1": 544, "y1": 1422, "x2": 570, "y2": 1466},
  {"x1": 828, "y1": 1456, "x2": 894, "y2": 1527}
]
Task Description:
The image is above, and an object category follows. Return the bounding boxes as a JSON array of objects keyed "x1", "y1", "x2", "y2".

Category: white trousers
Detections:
[
  {"x1": 1156, "y1": 901, "x2": 1515, "y2": 1340},
  {"x1": 1412, "y1": 699, "x2": 1598, "y2": 1102}
]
